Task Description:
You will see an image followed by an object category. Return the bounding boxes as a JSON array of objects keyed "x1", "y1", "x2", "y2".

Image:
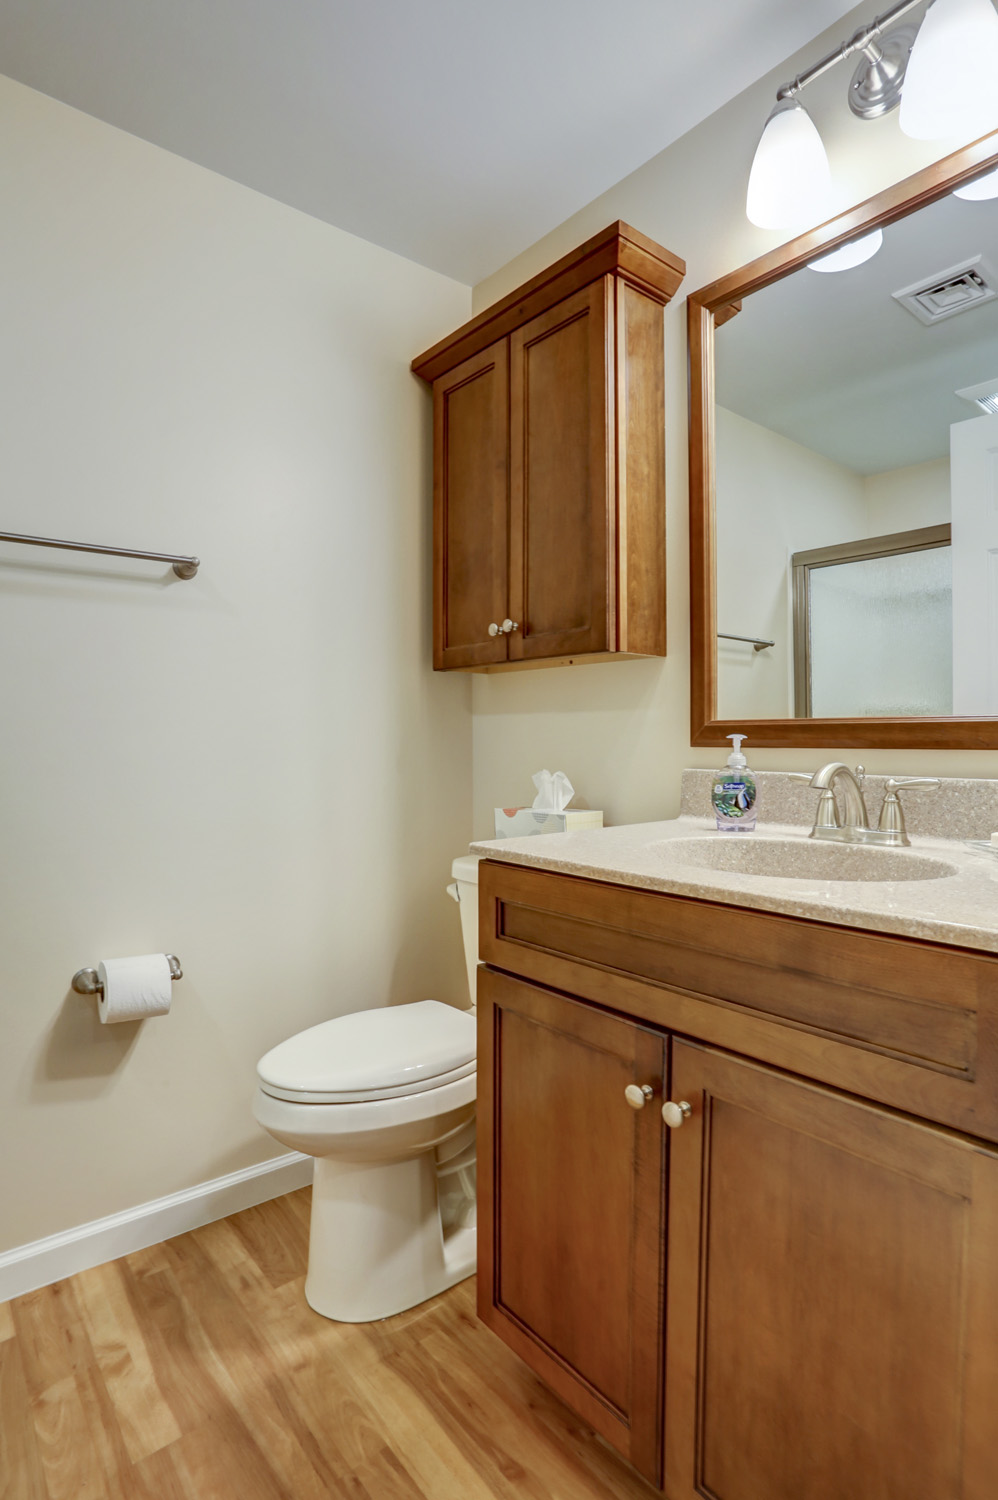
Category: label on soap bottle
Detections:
[{"x1": 712, "y1": 773, "x2": 757, "y2": 831}]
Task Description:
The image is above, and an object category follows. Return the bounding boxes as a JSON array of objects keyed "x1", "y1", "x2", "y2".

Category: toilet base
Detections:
[{"x1": 305, "y1": 1151, "x2": 476, "y2": 1322}]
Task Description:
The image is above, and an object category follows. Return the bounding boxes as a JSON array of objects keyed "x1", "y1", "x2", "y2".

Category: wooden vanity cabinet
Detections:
[
  {"x1": 665, "y1": 1041, "x2": 998, "y2": 1500},
  {"x1": 477, "y1": 860, "x2": 998, "y2": 1498},
  {"x1": 477, "y1": 966, "x2": 667, "y2": 1482},
  {"x1": 411, "y1": 224, "x2": 685, "y2": 671}
]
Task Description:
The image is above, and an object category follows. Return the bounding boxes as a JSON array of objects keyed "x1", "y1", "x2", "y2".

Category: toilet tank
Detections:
[{"x1": 449, "y1": 854, "x2": 483, "y2": 1009}]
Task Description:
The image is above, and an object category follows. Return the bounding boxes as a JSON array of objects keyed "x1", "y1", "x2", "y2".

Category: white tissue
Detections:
[
  {"x1": 97, "y1": 954, "x2": 172, "y2": 1024},
  {"x1": 531, "y1": 769, "x2": 575, "y2": 814}
]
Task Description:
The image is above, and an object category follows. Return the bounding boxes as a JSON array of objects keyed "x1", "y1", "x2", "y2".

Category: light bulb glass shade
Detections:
[
  {"x1": 953, "y1": 164, "x2": 998, "y2": 197},
  {"x1": 746, "y1": 99, "x2": 834, "y2": 231},
  {"x1": 899, "y1": 0, "x2": 998, "y2": 141},
  {"x1": 807, "y1": 228, "x2": 884, "y2": 273}
]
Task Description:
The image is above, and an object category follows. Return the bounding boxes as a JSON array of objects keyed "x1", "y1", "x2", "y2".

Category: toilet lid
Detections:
[{"x1": 256, "y1": 999, "x2": 476, "y2": 1104}]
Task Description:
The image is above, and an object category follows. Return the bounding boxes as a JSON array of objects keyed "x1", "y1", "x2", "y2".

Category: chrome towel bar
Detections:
[
  {"x1": 718, "y1": 632, "x2": 775, "y2": 652},
  {"x1": 0, "y1": 529, "x2": 199, "y2": 579}
]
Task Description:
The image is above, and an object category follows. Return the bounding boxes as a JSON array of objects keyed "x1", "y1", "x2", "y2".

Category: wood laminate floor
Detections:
[{"x1": 0, "y1": 1187, "x2": 656, "y2": 1499}]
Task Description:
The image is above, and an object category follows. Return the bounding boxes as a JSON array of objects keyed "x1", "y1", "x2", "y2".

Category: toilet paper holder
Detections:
[{"x1": 72, "y1": 955, "x2": 183, "y2": 996}]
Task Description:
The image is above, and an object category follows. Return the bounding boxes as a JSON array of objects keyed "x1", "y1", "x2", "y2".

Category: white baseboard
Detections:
[{"x1": 0, "y1": 1151, "x2": 313, "y2": 1304}]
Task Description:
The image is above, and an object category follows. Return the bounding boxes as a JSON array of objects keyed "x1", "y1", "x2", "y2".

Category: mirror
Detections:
[{"x1": 689, "y1": 135, "x2": 998, "y2": 750}]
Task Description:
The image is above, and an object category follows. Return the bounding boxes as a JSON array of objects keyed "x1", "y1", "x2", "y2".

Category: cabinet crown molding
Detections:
[{"x1": 412, "y1": 221, "x2": 685, "y2": 384}]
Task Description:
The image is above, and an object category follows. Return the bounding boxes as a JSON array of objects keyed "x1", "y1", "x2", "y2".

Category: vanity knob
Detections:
[
  {"x1": 625, "y1": 1083, "x2": 655, "y2": 1110},
  {"x1": 662, "y1": 1099, "x2": 693, "y2": 1129},
  {"x1": 488, "y1": 619, "x2": 520, "y2": 637}
]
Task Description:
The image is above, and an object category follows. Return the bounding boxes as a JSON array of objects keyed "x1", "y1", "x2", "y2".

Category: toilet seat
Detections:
[{"x1": 256, "y1": 998, "x2": 476, "y2": 1104}]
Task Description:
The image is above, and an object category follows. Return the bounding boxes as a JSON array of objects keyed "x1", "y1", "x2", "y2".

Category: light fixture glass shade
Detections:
[
  {"x1": 899, "y1": 0, "x2": 998, "y2": 141},
  {"x1": 807, "y1": 228, "x2": 884, "y2": 273},
  {"x1": 953, "y1": 164, "x2": 998, "y2": 198},
  {"x1": 746, "y1": 99, "x2": 833, "y2": 231}
]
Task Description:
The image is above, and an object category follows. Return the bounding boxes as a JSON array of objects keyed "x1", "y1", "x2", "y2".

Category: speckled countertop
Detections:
[{"x1": 471, "y1": 772, "x2": 998, "y2": 955}]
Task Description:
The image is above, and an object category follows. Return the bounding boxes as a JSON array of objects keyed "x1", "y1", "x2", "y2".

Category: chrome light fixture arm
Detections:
[{"x1": 774, "y1": 0, "x2": 925, "y2": 117}]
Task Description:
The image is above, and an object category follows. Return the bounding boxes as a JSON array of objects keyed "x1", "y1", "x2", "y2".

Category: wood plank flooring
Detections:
[{"x1": 0, "y1": 1188, "x2": 658, "y2": 1499}]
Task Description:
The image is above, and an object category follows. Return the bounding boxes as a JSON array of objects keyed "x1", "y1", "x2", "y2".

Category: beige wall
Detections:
[
  {"x1": 716, "y1": 406, "x2": 866, "y2": 722},
  {"x1": 470, "y1": 3, "x2": 998, "y2": 837},
  {"x1": 715, "y1": 416, "x2": 953, "y2": 723},
  {"x1": 865, "y1": 458, "x2": 951, "y2": 533},
  {"x1": 0, "y1": 77, "x2": 472, "y2": 1252}
]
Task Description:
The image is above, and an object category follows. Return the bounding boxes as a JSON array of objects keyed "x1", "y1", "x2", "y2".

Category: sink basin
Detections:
[{"x1": 650, "y1": 837, "x2": 958, "y2": 883}]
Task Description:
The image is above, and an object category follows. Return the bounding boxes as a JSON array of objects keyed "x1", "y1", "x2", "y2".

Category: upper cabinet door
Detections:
[
  {"x1": 432, "y1": 342, "x2": 509, "y2": 670},
  {"x1": 507, "y1": 280, "x2": 613, "y2": 661}
]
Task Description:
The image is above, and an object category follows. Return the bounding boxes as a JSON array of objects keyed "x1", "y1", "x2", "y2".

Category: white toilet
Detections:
[{"x1": 253, "y1": 853, "x2": 482, "y2": 1323}]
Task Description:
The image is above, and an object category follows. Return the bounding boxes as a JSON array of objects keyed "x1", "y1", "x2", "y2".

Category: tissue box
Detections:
[{"x1": 493, "y1": 807, "x2": 604, "y2": 839}]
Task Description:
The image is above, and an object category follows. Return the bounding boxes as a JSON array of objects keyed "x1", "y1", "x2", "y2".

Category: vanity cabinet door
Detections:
[
  {"x1": 664, "y1": 1039, "x2": 998, "y2": 1500},
  {"x1": 477, "y1": 966, "x2": 667, "y2": 1485},
  {"x1": 507, "y1": 280, "x2": 612, "y2": 661},
  {"x1": 432, "y1": 341, "x2": 510, "y2": 670}
]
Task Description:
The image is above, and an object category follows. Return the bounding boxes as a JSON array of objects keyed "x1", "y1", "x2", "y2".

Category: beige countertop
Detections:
[{"x1": 471, "y1": 816, "x2": 998, "y2": 955}]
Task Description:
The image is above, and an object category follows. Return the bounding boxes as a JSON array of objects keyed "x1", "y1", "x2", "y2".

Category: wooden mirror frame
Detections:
[{"x1": 689, "y1": 133, "x2": 998, "y2": 750}]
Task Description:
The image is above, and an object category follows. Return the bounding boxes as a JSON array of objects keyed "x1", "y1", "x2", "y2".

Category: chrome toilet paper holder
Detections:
[{"x1": 72, "y1": 955, "x2": 183, "y2": 996}]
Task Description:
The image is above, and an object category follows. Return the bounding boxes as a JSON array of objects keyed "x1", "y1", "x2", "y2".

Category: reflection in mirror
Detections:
[
  {"x1": 714, "y1": 183, "x2": 998, "y2": 722},
  {"x1": 792, "y1": 525, "x2": 951, "y2": 717}
]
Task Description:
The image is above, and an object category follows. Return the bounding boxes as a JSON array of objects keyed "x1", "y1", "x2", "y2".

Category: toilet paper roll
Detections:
[{"x1": 97, "y1": 954, "x2": 173, "y2": 1024}]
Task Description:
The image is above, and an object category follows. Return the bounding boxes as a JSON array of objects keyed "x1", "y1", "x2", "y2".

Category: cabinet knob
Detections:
[
  {"x1": 662, "y1": 1100, "x2": 693, "y2": 1129},
  {"x1": 624, "y1": 1083, "x2": 655, "y2": 1110},
  {"x1": 488, "y1": 619, "x2": 520, "y2": 638}
]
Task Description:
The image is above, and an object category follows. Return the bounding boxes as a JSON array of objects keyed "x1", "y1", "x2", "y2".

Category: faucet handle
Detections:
[
  {"x1": 786, "y1": 772, "x2": 815, "y2": 783},
  {"x1": 877, "y1": 778, "x2": 941, "y2": 843}
]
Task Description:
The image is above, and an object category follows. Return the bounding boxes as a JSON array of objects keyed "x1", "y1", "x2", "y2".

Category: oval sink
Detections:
[{"x1": 651, "y1": 837, "x2": 958, "y2": 883}]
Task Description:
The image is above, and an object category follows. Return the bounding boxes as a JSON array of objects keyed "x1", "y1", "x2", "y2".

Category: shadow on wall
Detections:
[
  {"x1": 33, "y1": 990, "x2": 142, "y2": 1095},
  {"x1": 471, "y1": 653, "x2": 666, "y2": 718},
  {"x1": 386, "y1": 865, "x2": 468, "y2": 1013}
]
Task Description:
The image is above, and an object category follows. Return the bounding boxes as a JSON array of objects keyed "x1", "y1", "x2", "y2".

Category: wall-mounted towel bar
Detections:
[
  {"x1": 0, "y1": 530, "x2": 199, "y2": 579},
  {"x1": 718, "y1": 632, "x2": 775, "y2": 653}
]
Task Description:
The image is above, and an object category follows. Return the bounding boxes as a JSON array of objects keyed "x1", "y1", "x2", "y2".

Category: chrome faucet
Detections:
[
  {"x1": 810, "y1": 762, "x2": 869, "y2": 835},
  {"x1": 789, "y1": 764, "x2": 940, "y2": 847}
]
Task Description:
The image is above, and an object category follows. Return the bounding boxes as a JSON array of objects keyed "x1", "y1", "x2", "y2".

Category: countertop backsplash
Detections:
[{"x1": 679, "y1": 768, "x2": 998, "y2": 843}]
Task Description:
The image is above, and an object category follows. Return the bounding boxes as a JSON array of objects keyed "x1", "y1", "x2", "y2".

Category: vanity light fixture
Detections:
[
  {"x1": 747, "y1": 0, "x2": 998, "y2": 247},
  {"x1": 899, "y1": 0, "x2": 998, "y2": 140},
  {"x1": 745, "y1": 98, "x2": 833, "y2": 230}
]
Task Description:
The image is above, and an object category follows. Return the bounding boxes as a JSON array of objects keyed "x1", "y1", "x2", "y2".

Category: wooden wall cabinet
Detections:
[
  {"x1": 412, "y1": 224, "x2": 684, "y2": 671},
  {"x1": 477, "y1": 861, "x2": 998, "y2": 1496}
]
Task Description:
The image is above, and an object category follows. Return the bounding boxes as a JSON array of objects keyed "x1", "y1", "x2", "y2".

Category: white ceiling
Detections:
[{"x1": 0, "y1": 0, "x2": 862, "y2": 284}]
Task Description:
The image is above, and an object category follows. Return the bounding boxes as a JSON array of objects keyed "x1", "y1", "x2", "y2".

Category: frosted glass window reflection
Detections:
[{"x1": 808, "y1": 546, "x2": 952, "y2": 717}]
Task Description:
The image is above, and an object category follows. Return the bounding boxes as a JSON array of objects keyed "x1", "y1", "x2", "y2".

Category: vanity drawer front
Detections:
[{"x1": 479, "y1": 860, "x2": 998, "y2": 1139}]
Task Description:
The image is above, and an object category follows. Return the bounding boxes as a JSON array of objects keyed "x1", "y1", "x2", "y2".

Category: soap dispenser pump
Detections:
[{"x1": 711, "y1": 734, "x2": 758, "y2": 832}]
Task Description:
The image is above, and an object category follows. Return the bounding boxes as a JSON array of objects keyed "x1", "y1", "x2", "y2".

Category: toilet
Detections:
[{"x1": 253, "y1": 853, "x2": 482, "y2": 1322}]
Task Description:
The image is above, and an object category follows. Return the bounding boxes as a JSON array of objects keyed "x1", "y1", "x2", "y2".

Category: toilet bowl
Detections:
[{"x1": 253, "y1": 854, "x2": 482, "y2": 1323}]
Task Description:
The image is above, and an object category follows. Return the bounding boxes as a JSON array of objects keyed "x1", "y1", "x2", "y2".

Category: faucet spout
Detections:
[{"x1": 809, "y1": 763, "x2": 870, "y2": 833}]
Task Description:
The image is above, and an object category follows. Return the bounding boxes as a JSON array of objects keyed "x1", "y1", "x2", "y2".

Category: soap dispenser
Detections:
[{"x1": 711, "y1": 734, "x2": 757, "y2": 832}]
